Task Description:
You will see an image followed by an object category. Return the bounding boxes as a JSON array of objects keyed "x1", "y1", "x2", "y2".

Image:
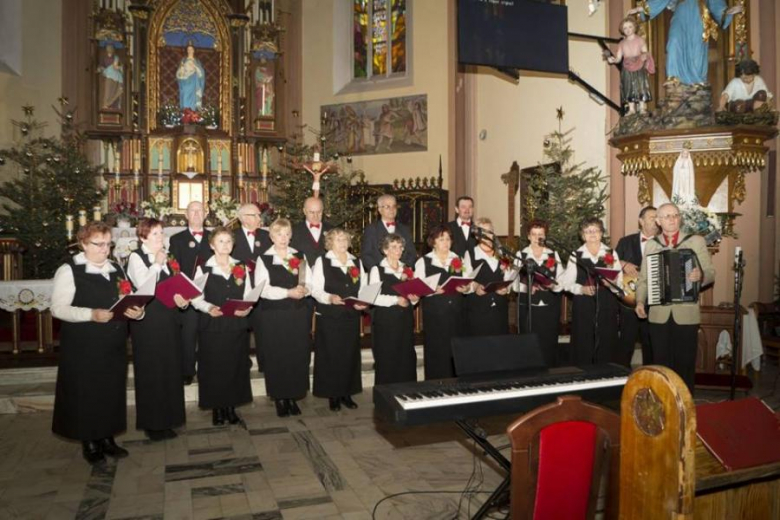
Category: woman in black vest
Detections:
[
  {"x1": 414, "y1": 226, "x2": 472, "y2": 380},
  {"x1": 192, "y1": 227, "x2": 254, "y2": 425},
  {"x1": 368, "y1": 233, "x2": 419, "y2": 385},
  {"x1": 465, "y1": 218, "x2": 513, "y2": 337},
  {"x1": 254, "y1": 218, "x2": 313, "y2": 418},
  {"x1": 51, "y1": 222, "x2": 144, "y2": 464},
  {"x1": 561, "y1": 218, "x2": 622, "y2": 365},
  {"x1": 127, "y1": 218, "x2": 188, "y2": 441},
  {"x1": 514, "y1": 219, "x2": 565, "y2": 367},
  {"x1": 312, "y1": 228, "x2": 368, "y2": 411}
]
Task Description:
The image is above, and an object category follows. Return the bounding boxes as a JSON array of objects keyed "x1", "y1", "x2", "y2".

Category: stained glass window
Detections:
[{"x1": 353, "y1": 0, "x2": 407, "y2": 80}]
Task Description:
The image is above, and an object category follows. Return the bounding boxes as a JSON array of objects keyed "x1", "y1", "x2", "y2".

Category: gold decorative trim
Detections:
[{"x1": 147, "y1": 0, "x2": 232, "y2": 133}]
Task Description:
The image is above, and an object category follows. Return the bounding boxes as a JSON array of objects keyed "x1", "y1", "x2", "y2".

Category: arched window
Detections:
[{"x1": 353, "y1": 0, "x2": 407, "y2": 80}]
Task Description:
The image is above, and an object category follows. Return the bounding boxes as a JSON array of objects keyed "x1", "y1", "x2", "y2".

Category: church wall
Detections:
[
  {"x1": 0, "y1": 0, "x2": 62, "y2": 156},
  {"x1": 300, "y1": 0, "x2": 453, "y2": 187},
  {"x1": 472, "y1": 4, "x2": 610, "y2": 236}
]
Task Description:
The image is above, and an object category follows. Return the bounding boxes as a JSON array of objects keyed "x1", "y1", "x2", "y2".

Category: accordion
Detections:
[{"x1": 646, "y1": 249, "x2": 701, "y2": 305}]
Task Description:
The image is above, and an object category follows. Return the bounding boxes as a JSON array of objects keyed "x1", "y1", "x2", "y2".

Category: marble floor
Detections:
[{"x1": 1, "y1": 361, "x2": 778, "y2": 520}]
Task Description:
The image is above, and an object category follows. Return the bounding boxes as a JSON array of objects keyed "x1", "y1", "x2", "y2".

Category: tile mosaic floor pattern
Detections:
[{"x1": 1, "y1": 362, "x2": 778, "y2": 520}]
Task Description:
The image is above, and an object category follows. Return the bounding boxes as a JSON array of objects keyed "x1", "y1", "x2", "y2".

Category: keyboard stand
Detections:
[{"x1": 456, "y1": 420, "x2": 512, "y2": 519}]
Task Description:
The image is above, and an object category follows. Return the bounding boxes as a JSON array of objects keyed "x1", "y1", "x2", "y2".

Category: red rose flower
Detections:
[
  {"x1": 402, "y1": 266, "x2": 415, "y2": 280},
  {"x1": 449, "y1": 257, "x2": 463, "y2": 274},
  {"x1": 168, "y1": 257, "x2": 181, "y2": 275},
  {"x1": 288, "y1": 257, "x2": 301, "y2": 273},
  {"x1": 232, "y1": 264, "x2": 246, "y2": 286},
  {"x1": 118, "y1": 279, "x2": 133, "y2": 296},
  {"x1": 500, "y1": 258, "x2": 511, "y2": 271},
  {"x1": 349, "y1": 266, "x2": 360, "y2": 283},
  {"x1": 603, "y1": 253, "x2": 615, "y2": 266},
  {"x1": 545, "y1": 256, "x2": 556, "y2": 270}
]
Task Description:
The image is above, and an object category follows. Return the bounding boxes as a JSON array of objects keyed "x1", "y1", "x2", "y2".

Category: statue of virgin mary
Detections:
[{"x1": 176, "y1": 43, "x2": 205, "y2": 110}]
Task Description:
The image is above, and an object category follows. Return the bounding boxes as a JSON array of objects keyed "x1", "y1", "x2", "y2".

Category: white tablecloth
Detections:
[{"x1": 0, "y1": 280, "x2": 54, "y2": 312}]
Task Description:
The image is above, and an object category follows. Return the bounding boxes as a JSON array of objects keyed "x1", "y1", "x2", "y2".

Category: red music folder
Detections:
[
  {"x1": 155, "y1": 273, "x2": 209, "y2": 309},
  {"x1": 219, "y1": 280, "x2": 265, "y2": 317},
  {"x1": 696, "y1": 397, "x2": 780, "y2": 471},
  {"x1": 439, "y1": 265, "x2": 482, "y2": 295},
  {"x1": 594, "y1": 267, "x2": 621, "y2": 281},
  {"x1": 391, "y1": 274, "x2": 440, "y2": 299},
  {"x1": 110, "y1": 277, "x2": 155, "y2": 321},
  {"x1": 482, "y1": 279, "x2": 514, "y2": 293}
]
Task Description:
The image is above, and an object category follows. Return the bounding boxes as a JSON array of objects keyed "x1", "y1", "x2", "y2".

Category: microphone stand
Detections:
[
  {"x1": 545, "y1": 237, "x2": 625, "y2": 365},
  {"x1": 730, "y1": 248, "x2": 745, "y2": 400}
]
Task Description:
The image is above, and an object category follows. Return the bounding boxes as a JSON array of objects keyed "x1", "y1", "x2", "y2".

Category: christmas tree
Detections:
[
  {"x1": 522, "y1": 109, "x2": 609, "y2": 256},
  {"x1": 270, "y1": 126, "x2": 366, "y2": 229},
  {"x1": 0, "y1": 102, "x2": 105, "y2": 279}
]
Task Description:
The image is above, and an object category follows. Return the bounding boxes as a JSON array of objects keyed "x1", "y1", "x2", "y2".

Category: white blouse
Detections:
[
  {"x1": 191, "y1": 255, "x2": 253, "y2": 313},
  {"x1": 51, "y1": 253, "x2": 119, "y2": 323},
  {"x1": 561, "y1": 243, "x2": 623, "y2": 295},
  {"x1": 512, "y1": 246, "x2": 565, "y2": 295},
  {"x1": 126, "y1": 243, "x2": 170, "y2": 290},
  {"x1": 311, "y1": 251, "x2": 367, "y2": 305},
  {"x1": 368, "y1": 258, "x2": 414, "y2": 307},
  {"x1": 253, "y1": 246, "x2": 313, "y2": 300}
]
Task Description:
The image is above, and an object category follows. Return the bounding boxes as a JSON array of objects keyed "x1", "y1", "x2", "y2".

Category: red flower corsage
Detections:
[
  {"x1": 348, "y1": 265, "x2": 360, "y2": 284},
  {"x1": 401, "y1": 266, "x2": 415, "y2": 280},
  {"x1": 232, "y1": 264, "x2": 246, "y2": 286},
  {"x1": 449, "y1": 257, "x2": 464, "y2": 274},
  {"x1": 287, "y1": 256, "x2": 301, "y2": 275},
  {"x1": 168, "y1": 256, "x2": 181, "y2": 275},
  {"x1": 544, "y1": 256, "x2": 556, "y2": 270},
  {"x1": 117, "y1": 279, "x2": 133, "y2": 296},
  {"x1": 603, "y1": 252, "x2": 615, "y2": 267},
  {"x1": 499, "y1": 258, "x2": 511, "y2": 272}
]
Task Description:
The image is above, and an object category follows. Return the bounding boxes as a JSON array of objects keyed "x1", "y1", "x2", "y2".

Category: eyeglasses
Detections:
[
  {"x1": 88, "y1": 241, "x2": 111, "y2": 249},
  {"x1": 659, "y1": 214, "x2": 681, "y2": 220},
  {"x1": 379, "y1": 205, "x2": 397, "y2": 210},
  {"x1": 582, "y1": 229, "x2": 602, "y2": 235}
]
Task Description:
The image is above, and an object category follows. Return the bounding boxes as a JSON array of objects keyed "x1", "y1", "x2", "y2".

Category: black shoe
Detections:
[
  {"x1": 183, "y1": 375, "x2": 194, "y2": 385},
  {"x1": 288, "y1": 399, "x2": 301, "y2": 416},
  {"x1": 328, "y1": 397, "x2": 341, "y2": 412},
  {"x1": 226, "y1": 407, "x2": 241, "y2": 425},
  {"x1": 146, "y1": 429, "x2": 177, "y2": 441},
  {"x1": 341, "y1": 396, "x2": 358, "y2": 409},
  {"x1": 275, "y1": 399, "x2": 290, "y2": 418},
  {"x1": 82, "y1": 441, "x2": 105, "y2": 465},
  {"x1": 212, "y1": 408, "x2": 226, "y2": 426},
  {"x1": 98, "y1": 437, "x2": 128, "y2": 458}
]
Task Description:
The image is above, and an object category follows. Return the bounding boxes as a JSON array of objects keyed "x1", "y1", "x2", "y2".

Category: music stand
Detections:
[{"x1": 450, "y1": 334, "x2": 547, "y2": 519}]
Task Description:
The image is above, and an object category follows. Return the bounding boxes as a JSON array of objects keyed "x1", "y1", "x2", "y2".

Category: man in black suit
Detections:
[
  {"x1": 360, "y1": 194, "x2": 416, "y2": 271},
  {"x1": 169, "y1": 201, "x2": 213, "y2": 384},
  {"x1": 290, "y1": 197, "x2": 332, "y2": 266},
  {"x1": 446, "y1": 196, "x2": 478, "y2": 258},
  {"x1": 615, "y1": 205, "x2": 657, "y2": 367},
  {"x1": 232, "y1": 203, "x2": 271, "y2": 268}
]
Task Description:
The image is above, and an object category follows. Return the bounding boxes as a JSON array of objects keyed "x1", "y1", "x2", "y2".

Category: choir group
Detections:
[{"x1": 50, "y1": 194, "x2": 707, "y2": 465}]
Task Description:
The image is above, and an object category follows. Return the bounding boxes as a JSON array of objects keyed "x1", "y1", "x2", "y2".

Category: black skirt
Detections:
[
  {"x1": 464, "y1": 293, "x2": 509, "y2": 337},
  {"x1": 371, "y1": 305, "x2": 417, "y2": 385},
  {"x1": 421, "y1": 294, "x2": 464, "y2": 380},
  {"x1": 570, "y1": 288, "x2": 619, "y2": 366},
  {"x1": 518, "y1": 293, "x2": 562, "y2": 367},
  {"x1": 53, "y1": 321, "x2": 128, "y2": 441},
  {"x1": 197, "y1": 314, "x2": 252, "y2": 409},
  {"x1": 130, "y1": 299, "x2": 186, "y2": 430},
  {"x1": 259, "y1": 304, "x2": 312, "y2": 399},
  {"x1": 313, "y1": 311, "x2": 362, "y2": 398}
]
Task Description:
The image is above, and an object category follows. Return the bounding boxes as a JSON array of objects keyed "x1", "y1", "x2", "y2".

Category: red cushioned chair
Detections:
[{"x1": 506, "y1": 395, "x2": 621, "y2": 520}]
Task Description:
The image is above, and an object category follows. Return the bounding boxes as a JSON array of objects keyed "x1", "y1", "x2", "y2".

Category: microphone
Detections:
[{"x1": 538, "y1": 237, "x2": 546, "y2": 247}]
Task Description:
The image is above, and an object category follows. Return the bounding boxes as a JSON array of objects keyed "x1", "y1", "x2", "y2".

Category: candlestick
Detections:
[
  {"x1": 133, "y1": 169, "x2": 139, "y2": 186},
  {"x1": 78, "y1": 210, "x2": 87, "y2": 227},
  {"x1": 93, "y1": 206, "x2": 102, "y2": 222},
  {"x1": 115, "y1": 147, "x2": 121, "y2": 175},
  {"x1": 65, "y1": 215, "x2": 74, "y2": 241}
]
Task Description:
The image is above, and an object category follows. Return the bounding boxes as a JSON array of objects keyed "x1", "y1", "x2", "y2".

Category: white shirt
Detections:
[
  {"x1": 368, "y1": 258, "x2": 413, "y2": 307},
  {"x1": 723, "y1": 75, "x2": 773, "y2": 102},
  {"x1": 382, "y1": 220, "x2": 396, "y2": 233},
  {"x1": 457, "y1": 217, "x2": 471, "y2": 240},
  {"x1": 51, "y1": 253, "x2": 119, "y2": 323},
  {"x1": 189, "y1": 228, "x2": 204, "y2": 243},
  {"x1": 242, "y1": 227, "x2": 258, "y2": 253},
  {"x1": 639, "y1": 234, "x2": 654, "y2": 257},
  {"x1": 513, "y1": 247, "x2": 564, "y2": 303},
  {"x1": 306, "y1": 221, "x2": 322, "y2": 243},
  {"x1": 561, "y1": 243, "x2": 622, "y2": 295},
  {"x1": 253, "y1": 246, "x2": 313, "y2": 300},
  {"x1": 414, "y1": 251, "x2": 475, "y2": 294},
  {"x1": 311, "y1": 251, "x2": 367, "y2": 305},
  {"x1": 127, "y1": 243, "x2": 169, "y2": 290},
  {"x1": 192, "y1": 255, "x2": 253, "y2": 312}
]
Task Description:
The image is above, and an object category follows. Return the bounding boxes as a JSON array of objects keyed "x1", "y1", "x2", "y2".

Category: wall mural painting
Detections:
[{"x1": 320, "y1": 94, "x2": 427, "y2": 156}]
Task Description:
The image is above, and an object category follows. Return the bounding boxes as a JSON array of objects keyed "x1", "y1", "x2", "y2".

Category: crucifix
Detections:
[{"x1": 184, "y1": 141, "x2": 199, "y2": 172}]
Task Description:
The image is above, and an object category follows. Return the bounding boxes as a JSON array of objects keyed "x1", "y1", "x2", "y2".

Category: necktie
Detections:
[
  {"x1": 192, "y1": 231, "x2": 203, "y2": 237},
  {"x1": 641, "y1": 236, "x2": 648, "y2": 242},
  {"x1": 247, "y1": 230, "x2": 255, "y2": 237},
  {"x1": 461, "y1": 221, "x2": 471, "y2": 226},
  {"x1": 309, "y1": 223, "x2": 320, "y2": 229},
  {"x1": 386, "y1": 221, "x2": 396, "y2": 227}
]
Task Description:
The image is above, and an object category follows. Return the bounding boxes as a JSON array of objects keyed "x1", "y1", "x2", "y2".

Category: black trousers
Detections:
[
  {"x1": 618, "y1": 306, "x2": 652, "y2": 367},
  {"x1": 648, "y1": 316, "x2": 698, "y2": 394},
  {"x1": 179, "y1": 307, "x2": 199, "y2": 377}
]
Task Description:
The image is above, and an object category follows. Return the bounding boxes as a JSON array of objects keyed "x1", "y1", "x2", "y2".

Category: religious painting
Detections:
[
  {"x1": 254, "y1": 61, "x2": 275, "y2": 118},
  {"x1": 320, "y1": 94, "x2": 427, "y2": 156},
  {"x1": 98, "y1": 43, "x2": 125, "y2": 112}
]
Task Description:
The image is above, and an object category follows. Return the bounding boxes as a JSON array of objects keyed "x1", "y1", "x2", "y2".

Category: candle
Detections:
[
  {"x1": 134, "y1": 151, "x2": 140, "y2": 173},
  {"x1": 65, "y1": 215, "x2": 74, "y2": 241},
  {"x1": 262, "y1": 147, "x2": 268, "y2": 188},
  {"x1": 93, "y1": 206, "x2": 102, "y2": 222},
  {"x1": 115, "y1": 148, "x2": 121, "y2": 174},
  {"x1": 133, "y1": 169, "x2": 139, "y2": 186},
  {"x1": 78, "y1": 210, "x2": 87, "y2": 227}
]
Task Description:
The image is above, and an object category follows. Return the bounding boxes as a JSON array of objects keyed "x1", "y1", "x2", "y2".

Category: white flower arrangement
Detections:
[
  {"x1": 141, "y1": 190, "x2": 173, "y2": 219},
  {"x1": 209, "y1": 187, "x2": 238, "y2": 225}
]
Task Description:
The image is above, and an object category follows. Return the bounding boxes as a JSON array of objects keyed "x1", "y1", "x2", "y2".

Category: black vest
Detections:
[
  {"x1": 422, "y1": 255, "x2": 462, "y2": 283},
  {"x1": 574, "y1": 250, "x2": 613, "y2": 286},
  {"x1": 518, "y1": 251, "x2": 559, "y2": 306},
  {"x1": 131, "y1": 248, "x2": 175, "y2": 287},
  {"x1": 259, "y1": 253, "x2": 306, "y2": 311},
  {"x1": 318, "y1": 258, "x2": 362, "y2": 318},
  {"x1": 62, "y1": 259, "x2": 128, "y2": 337}
]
